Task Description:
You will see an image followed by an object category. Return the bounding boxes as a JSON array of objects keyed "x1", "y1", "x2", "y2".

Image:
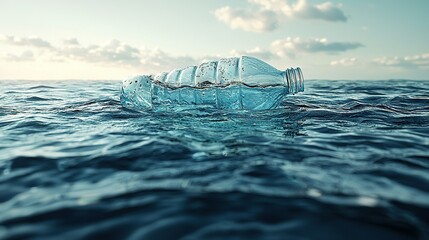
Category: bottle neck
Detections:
[{"x1": 283, "y1": 67, "x2": 304, "y2": 94}]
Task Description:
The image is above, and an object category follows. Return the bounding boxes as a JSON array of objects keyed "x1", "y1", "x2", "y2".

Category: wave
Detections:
[{"x1": 0, "y1": 80, "x2": 428, "y2": 239}]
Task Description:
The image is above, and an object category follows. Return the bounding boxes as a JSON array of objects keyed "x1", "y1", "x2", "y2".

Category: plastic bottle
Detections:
[{"x1": 121, "y1": 56, "x2": 304, "y2": 111}]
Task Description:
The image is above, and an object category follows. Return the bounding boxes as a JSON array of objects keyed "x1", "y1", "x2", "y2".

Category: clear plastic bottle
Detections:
[{"x1": 121, "y1": 56, "x2": 304, "y2": 111}]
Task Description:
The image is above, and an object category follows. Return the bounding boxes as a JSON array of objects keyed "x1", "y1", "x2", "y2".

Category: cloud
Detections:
[
  {"x1": 2, "y1": 50, "x2": 35, "y2": 62},
  {"x1": 330, "y1": 57, "x2": 357, "y2": 66},
  {"x1": 140, "y1": 48, "x2": 197, "y2": 70},
  {"x1": 0, "y1": 35, "x2": 365, "y2": 73},
  {"x1": 0, "y1": 35, "x2": 197, "y2": 72},
  {"x1": 0, "y1": 35, "x2": 53, "y2": 49},
  {"x1": 56, "y1": 39, "x2": 142, "y2": 66},
  {"x1": 373, "y1": 53, "x2": 429, "y2": 69},
  {"x1": 215, "y1": 0, "x2": 347, "y2": 32},
  {"x1": 62, "y1": 38, "x2": 80, "y2": 45},
  {"x1": 290, "y1": 0, "x2": 347, "y2": 22},
  {"x1": 214, "y1": 6, "x2": 278, "y2": 33},
  {"x1": 202, "y1": 37, "x2": 362, "y2": 62},
  {"x1": 272, "y1": 37, "x2": 363, "y2": 57},
  {"x1": 250, "y1": 0, "x2": 291, "y2": 13},
  {"x1": 230, "y1": 46, "x2": 276, "y2": 60}
]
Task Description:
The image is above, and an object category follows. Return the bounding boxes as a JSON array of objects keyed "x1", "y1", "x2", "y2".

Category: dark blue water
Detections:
[{"x1": 0, "y1": 80, "x2": 428, "y2": 240}]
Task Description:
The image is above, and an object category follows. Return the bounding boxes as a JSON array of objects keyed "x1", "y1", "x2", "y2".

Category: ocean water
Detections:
[{"x1": 0, "y1": 79, "x2": 428, "y2": 240}]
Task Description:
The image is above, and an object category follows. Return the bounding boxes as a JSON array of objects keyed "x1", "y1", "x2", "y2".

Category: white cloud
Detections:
[
  {"x1": 272, "y1": 37, "x2": 363, "y2": 57},
  {"x1": 0, "y1": 35, "x2": 366, "y2": 74},
  {"x1": 2, "y1": 50, "x2": 35, "y2": 62},
  {"x1": 140, "y1": 48, "x2": 197, "y2": 71},
  {"x1": 62, "y1": 38, "x2": 80, "y2": 45},
  {"x1": 214, "y1": 6, "x2": 278, "y2": 33},
  {"x1": 202, "y1": 37, "x2": 362, "y2": 62},
  {"x1": 56, "y1": 39, "x2": 142, "y2": 66},
  {"x1": 250, "y1": 0, "x2": 291, "y2": 13},
  {"x1": 0, "y1": 35, "x2": 53, "y2": 49},
  {"x1": 330, "y1": 57, "x2": 357, "y2": 66},
  {"x1": 373, "y1": 53, "x2": 429, "y2": 69},
  {"x1": 230, "y1": 46, "x2": 276, "y2": 60},
  {"x1": 291, "y1": 0, "x2": 347, "y2": 22},
  {"x1": 0, "y1": 35, "x2": 198, "y2": 72},
  {"x1": 215, "y1": 0, "x2": 347, "y2": 32}
]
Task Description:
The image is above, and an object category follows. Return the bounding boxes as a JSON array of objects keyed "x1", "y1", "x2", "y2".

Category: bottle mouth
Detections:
[{"x1": 284, "y1": 67, "x2": 304, "y2": 94}]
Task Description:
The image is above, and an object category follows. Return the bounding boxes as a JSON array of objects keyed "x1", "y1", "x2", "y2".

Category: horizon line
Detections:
[{"x1": 0, "y1": 79, "x2": 428, "y2": 82}]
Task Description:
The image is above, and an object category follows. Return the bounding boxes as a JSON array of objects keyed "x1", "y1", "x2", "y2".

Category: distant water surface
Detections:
[{"x1": 0, "y1": 80, "x2": 428, "y2": 239}]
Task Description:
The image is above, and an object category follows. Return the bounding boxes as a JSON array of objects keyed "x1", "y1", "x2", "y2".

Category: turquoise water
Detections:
[{"x1": 0, "y1": 80, "x2": 428, "y2": 239}]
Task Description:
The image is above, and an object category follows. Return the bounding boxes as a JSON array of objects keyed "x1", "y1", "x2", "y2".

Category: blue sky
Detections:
[{"x1": 0, "y1": 0, "x2": 428, "y2": 80}]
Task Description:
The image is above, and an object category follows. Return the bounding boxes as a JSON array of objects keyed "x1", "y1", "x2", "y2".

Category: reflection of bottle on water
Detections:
[{"x1": 121, "y1": 56, "x2": 304, "y2": 111}]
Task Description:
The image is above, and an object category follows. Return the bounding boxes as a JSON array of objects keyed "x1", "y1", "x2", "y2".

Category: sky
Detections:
[{"x1": 0, "y1": 0, "x2": 428, "y2": 80}]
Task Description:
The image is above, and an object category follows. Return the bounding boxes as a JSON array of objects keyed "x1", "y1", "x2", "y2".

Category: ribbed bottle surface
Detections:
[{"x1": 121, "y1": 56, "x2": 304, "y2": 111}]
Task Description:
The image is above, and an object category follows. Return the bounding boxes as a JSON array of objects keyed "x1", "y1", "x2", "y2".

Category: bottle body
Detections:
[{"x1": 121, "y1": 56, "x2": 304, "y2": 111}]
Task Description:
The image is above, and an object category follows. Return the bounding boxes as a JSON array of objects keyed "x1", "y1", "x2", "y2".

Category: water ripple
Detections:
[{"x1": 0, "y1": 80, "x2": 428, "y2": 239}]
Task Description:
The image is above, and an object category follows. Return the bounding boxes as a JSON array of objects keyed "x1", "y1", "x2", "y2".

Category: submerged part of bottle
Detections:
[{"x1": 121, "y1": 56, "x2": 304, "y2": 111}]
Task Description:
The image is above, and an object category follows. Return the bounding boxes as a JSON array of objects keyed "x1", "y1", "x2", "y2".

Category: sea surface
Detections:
[{"x1": 0, "y1": 80, "x2": 428, "y2": 240}]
